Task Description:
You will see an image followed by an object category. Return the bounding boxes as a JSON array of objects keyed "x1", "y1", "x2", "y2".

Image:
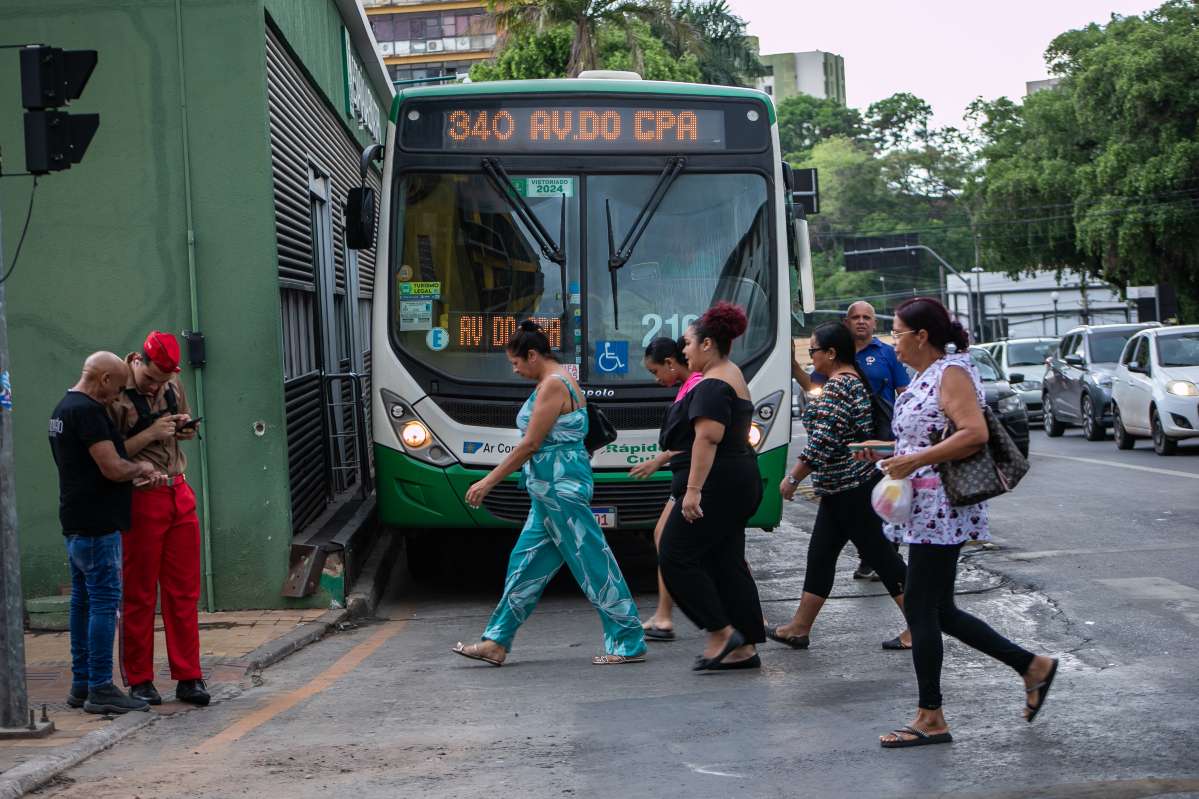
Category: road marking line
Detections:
[
  {"x1": 1006, "y1": 543, "x2": 1199, "y2": 561},
  {"x1": 685, "y1": 763, "x2": 742, "y2": 778},
  {"x1": 1097, "y1": 577, "x2": 1199, "y2": 628},
  {"x1": 1033, "y1": 452, "x2": 1199, "y2": 480},
  {"x1": 195, "y1": 619, "x2": 406, "y2": 753}
]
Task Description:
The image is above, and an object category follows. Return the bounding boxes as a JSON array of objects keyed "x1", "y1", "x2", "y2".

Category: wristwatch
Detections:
[{"x1": 786, "y1": 474, "x2": 801, "y2": 487}]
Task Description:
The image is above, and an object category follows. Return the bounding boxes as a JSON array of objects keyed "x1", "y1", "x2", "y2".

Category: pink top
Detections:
[{"x1": 674, "y1": 372, "x2": 704, "y2": 402}]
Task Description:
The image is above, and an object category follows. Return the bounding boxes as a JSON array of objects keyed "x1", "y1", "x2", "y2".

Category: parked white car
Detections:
[{"x1": 1111, "y1": 325, "x2": 1199, "y2": 455}]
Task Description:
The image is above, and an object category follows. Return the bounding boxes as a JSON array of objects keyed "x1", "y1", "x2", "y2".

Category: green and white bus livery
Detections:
[{"x1": 346, "y1": 73, "x2": 816, "y2": 557}]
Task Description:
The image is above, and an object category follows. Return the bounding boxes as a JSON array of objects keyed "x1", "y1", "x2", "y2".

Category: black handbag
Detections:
[
  {"x1": 931, "y1": 406, "x2": 1029, "y2": 506},
  {"x1": 584, "y1": 403, "x2": 617, "y2": 454},
  {"x1": 866, "y1": 389, "x2": 895, "y2": 441}
]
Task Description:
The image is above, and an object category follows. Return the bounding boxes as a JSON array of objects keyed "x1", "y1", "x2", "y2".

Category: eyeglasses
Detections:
[
  {"x1": 808, "y1": 347, "x2": 829, "y2": 357},
  {"x1": 892, "y1": 330, "x2": 918, "y2": 338}
]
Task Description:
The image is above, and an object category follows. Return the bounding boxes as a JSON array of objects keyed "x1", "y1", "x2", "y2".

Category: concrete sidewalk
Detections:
[{"x1": 0, "y1": 608, "x2": 331, "y2": 777}]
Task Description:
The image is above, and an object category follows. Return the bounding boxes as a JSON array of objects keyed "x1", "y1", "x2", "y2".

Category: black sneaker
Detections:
[
  {"x1": 853, "y1": 562, "x2": 876, "y2": 580},
  {"x1": 176, "y1": 679, "x2": 210, "y2": 707},
  {"x1": 130, "y1": 681, "x2": 163, "y2": 706},
  {"x1": 66, "y1": 683, "x2": 88, "y2": 709},
  {"x1": 83, "y1": 683, "x2": 150, "y2": 715}
]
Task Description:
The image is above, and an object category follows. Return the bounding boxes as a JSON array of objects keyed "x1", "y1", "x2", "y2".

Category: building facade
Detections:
[
  {"x1": 362, "y1": 0, "x2": 498, "y2": 84},
  {"x1": 756, "y1": 50, "x2": 847, "y2": 105},
  {"x1": 0, "y1": 0, "x2": 391, "y2": 609}
]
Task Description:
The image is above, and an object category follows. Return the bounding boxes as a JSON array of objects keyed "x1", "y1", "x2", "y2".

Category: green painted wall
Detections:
[{"x1": 0, "y1": 0, "x2": 377, "y2": 609}]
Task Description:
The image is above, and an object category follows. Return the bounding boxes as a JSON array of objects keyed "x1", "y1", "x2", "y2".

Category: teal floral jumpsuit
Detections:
[{"x1": 482, "y1": 375, "x2": 647, "y2": 657}]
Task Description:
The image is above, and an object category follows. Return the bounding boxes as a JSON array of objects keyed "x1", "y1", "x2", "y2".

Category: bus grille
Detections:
[
  {"x1": 482, "y1": 480, "x2": 674, "y2": 527},
  {"x1": 432, "y1": 397, "x2": 670, "y2": 431}
]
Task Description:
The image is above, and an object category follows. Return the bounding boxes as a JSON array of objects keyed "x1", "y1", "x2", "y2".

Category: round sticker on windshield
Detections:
[
  {"x1": 426, "y1": 328, "x2": 449, "y2": 352},
  {"x1": 398, "y1": 265, "x2": 414, "y2": 281}
]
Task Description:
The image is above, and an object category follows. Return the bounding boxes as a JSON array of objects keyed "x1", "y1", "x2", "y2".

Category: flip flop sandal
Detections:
[
  {"x1": 643, "y1": 625, "x2": 676, "y2": 641},
  {"x1": 1025, "y1": 657, "x2": 1059, "y2": 723},
  {"x1": 452, "y1": 642, "x2": 503, "y2": 667},
  {"x1": 592, "y1": 654, "x2": 646, "y2": 665},
  {"x1": 765, "y1": 626, "x2": 810, "y2": 649},
  {"x1": 880, "y1": 725, "x2": 953, "y2": 749},
  {"x1": 881, "y1": 636, "x2": 912, "y2": 650}
]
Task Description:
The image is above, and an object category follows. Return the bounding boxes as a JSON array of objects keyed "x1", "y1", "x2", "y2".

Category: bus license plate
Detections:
[{"x1": 592, "y1": 507, "x2": 618, "y2": 529}]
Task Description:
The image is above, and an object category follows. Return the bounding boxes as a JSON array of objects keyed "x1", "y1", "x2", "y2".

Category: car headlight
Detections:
[
  {"x1": 1089, "y1": 371, "x2": 1112, "y2": 387},
  {"x1": 997, "y1": 393, "x2": 1024, "y2": 415},
  {"x1": 381, "y1": 389, "x2": 456, "y2": 466},
  {"x1": 805, "y1": 386, "x2": 823, "y2": 400},
  {"x1": 1013, "y1": 379, "x2": 1041, "y2": 392},
  {"x1": 1167, "y1": 380, "x2": 1199, "y2": 397}
]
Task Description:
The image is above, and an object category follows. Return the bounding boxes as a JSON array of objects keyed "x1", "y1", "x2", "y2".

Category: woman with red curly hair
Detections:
[{"x1": 657, "y1": 302, "x2": 766, "y2": 671}]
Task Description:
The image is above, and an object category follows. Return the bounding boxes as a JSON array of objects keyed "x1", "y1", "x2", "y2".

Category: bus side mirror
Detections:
[{"x1": 345, "y1": 186, "x2": 377, "y2": 250}]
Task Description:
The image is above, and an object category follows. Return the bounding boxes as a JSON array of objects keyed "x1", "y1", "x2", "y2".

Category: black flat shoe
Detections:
[
  {"x1": 881, "y1": 636, "x2": 912, "y2": 651},
  {"x1": 692, "y1": 629, "x2": 746, "y2": 671},
  {"x1": 176, "y1": 679, "x2": 210, "y2": 707},
  {"x1": 701, "y1": 653, "x2": 761, "y2": 671},
  {"x1": 643, "y1": 625, "x2": 676, "y2": 642}
]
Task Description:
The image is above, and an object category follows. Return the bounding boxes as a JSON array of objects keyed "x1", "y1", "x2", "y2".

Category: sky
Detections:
[{"x1": 729, "y1": 0, "x2": 1163, "y2": 128}]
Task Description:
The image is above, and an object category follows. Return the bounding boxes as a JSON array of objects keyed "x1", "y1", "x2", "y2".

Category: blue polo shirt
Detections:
[{"x1": 811, "y1": 337, "x2": 910, "y2": 406}]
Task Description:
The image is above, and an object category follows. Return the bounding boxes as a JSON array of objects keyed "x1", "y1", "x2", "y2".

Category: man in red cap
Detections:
[{"x1": 109, "y1": 331, "x2": 209, "y2": 707}]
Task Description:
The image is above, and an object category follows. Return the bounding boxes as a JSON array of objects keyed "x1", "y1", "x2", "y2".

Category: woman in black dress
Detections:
[{"x1": 657, "y1": 302, "x2": 766, "y2": 671}]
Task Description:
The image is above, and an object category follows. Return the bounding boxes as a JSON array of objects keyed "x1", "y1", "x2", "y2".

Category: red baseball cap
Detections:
[{"x1": 143, "y1": 331, "x2": 181, "y2": 373}]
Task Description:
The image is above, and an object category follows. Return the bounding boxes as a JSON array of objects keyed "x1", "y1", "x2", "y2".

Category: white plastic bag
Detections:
[{"x1": 871, "y1": 469, "x2": 913, "y2": 524}]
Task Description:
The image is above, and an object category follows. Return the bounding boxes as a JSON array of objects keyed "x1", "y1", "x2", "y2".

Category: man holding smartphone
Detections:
[{"x1": 110, "y1": 331, "x2": 209, "y2": 707}]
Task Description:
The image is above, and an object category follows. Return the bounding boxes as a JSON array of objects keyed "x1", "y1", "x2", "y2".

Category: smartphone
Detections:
[
  {"x1": 179, "y1": 416, "x2": 203, "y2": 430},
  {"x1": 848, "y1": 442, "x2": 895, "y2": 456}
]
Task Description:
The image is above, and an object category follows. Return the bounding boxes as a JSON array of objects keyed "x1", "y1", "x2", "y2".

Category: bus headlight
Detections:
[
  {"x1": 748, "y1": 423, "x2": 764, "y2": 448},
  {"x1": 401, "y1": 421, "x2": 430, "y2": 448},
  {"x1": 381, "y1": 389, "x2": 456, "y2": 467}
]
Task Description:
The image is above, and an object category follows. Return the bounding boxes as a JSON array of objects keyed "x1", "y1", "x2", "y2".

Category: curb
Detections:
[
  {"x1": 0, "y1": 712, "x2": 155, "y2": 799},
  {"x1": 1, "y1": 528, "x2": 397, "y2": 797}
]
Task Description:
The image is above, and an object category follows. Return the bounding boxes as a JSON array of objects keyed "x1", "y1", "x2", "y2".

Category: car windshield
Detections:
[
  {"x1": 969, "y1": 348, "x2": 1003, "y2": 381},
  {"x1": 390, "y1": 172, "x2": 581, "y2": 382},
  {"x1": 1157, "y1": 332, "x2": 1199, "y2": 367},
  {"x1": 1089, "y1": 331, "x2": 1136, "y2": 363},
  {"x1": 1007, "y1": 340, "x2": 1057, "y2": 366},
  {"x1": 585, "y1": 173, "x2": 772, "y2": 384}
]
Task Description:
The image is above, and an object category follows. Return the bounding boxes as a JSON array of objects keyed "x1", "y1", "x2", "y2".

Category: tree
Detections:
[
  {"x1": 485, "y1": 0, "x2": 692, "y2": 78},
  {"x1": 776, "y1": 94, "x2": 867, "y2": 161},
  {"x1": 976, "y1": 1, "x2": 1199, "y2": 320},
  {"x1": 657, "y1": 0, "x2": 765, "y2": 87},
  {"x1": 866, "y1": 92, "x2": 933, "y2": 151}
]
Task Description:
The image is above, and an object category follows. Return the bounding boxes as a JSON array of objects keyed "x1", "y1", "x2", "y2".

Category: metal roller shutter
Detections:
[{"x1": 267, "y1": 21, "x2": 380, "y2": 535}]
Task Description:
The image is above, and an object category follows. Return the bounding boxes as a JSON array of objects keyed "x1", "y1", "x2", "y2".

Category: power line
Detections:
[{"x1": 0, "y1": 177, "x2": 38, "y2": 286}]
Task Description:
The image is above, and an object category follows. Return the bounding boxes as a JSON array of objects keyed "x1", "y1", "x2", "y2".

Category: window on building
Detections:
[{"x1": 372, "y1": 9, "x2": 496, "y2": 58}]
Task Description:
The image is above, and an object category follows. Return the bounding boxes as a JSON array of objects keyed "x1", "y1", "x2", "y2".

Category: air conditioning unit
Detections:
[
  {"x1": 426, "y1": 39, "x2": 443, "y2": 52},
  {"x1": 379, "y1": 42, "x2": 394, "y2": 56}
]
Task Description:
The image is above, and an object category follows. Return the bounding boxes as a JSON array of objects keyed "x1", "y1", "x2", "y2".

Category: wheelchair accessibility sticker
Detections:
[{"x1": 595, "y1": 340, "x2": 628, "y2": 374}]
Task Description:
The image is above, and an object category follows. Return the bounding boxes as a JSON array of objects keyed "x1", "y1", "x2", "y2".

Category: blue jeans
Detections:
[{"x1": 65, "y1": 532, "x2": 123, "y2": 689}]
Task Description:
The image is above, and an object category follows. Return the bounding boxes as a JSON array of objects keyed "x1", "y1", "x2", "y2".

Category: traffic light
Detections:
[{"x1": 19, "y1": 46, "x2": 99, "y2": 174}]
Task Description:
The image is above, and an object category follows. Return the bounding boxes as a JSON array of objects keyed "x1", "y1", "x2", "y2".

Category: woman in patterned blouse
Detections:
[
  {"x1": 859, "y1": 298, "x2": 1058, "y2": 748},
  {"x1": 771, "y1": 322, "x2": 910, "y2": 651}
]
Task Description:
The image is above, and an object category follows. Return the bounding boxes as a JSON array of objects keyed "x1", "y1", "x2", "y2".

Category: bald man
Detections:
[
  {"x1": 792, "y1": 301, "x2": 910, "y2": 405},
  {"x1": 49, "y1": 353, "x2": 165, "y2": 715}
]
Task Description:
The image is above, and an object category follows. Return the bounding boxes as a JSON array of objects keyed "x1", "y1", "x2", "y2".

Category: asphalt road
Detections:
[{"x1": 33, "y1": 424, "x2": 1199, "y2": 799}]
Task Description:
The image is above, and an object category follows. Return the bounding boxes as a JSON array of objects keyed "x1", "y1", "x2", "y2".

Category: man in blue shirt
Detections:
[
  {"x1": 791, "y1": 302, "x2": 910, "y2": 581},
  {"x1": 792, "y1": 302, "x2": 910, "y2": 404}
]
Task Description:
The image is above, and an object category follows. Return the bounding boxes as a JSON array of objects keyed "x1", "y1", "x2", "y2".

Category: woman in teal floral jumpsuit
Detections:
[{"x1": 452, "y1": 321, "x2": 647, "y2": 667}]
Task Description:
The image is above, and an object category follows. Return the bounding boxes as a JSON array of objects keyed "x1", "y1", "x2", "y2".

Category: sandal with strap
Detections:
[
  {"x1": 1025, "y1": 657, "x2": 1059, "y2": 723},
  {"x1": 879, "y1": 725, "x2": 953, "y2": 749},
  {"x1": 452, "y1": 642, "x2": 504, "y2": 667},
  {"x1": 592, "y1": 654, "x2": 646, "y2": 665}
]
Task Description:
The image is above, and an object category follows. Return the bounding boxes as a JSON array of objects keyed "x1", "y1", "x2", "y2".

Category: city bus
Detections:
[{"x1": 346, "y1": 73, "x2": 816, "y2": 574}]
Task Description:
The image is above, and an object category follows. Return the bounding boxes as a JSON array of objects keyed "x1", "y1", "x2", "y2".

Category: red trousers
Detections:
[{"x1": 120, "y1": 479, "x2": 203, "y2": 685}]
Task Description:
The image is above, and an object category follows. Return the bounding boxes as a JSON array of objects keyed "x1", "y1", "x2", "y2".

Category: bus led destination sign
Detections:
[
  {"x1": 401, "y1": 99, "x2": 767, "y2": 153},
  {"x1": 455, "y1": 314, "x2": 562, "y2": 351}
]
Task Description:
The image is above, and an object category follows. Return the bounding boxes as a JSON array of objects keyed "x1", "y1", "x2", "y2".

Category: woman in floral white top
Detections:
[{"x1": 859, "y1": 298, "x2": 1059, "y2": 749}]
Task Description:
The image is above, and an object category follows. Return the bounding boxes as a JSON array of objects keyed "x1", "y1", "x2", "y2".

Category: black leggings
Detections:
[
  {"x1": 658, "y1": 459, "x2": 766, "y2": 644},
  {"x1": 804, "y1": 479, "x2": 906, "y2": 598},
  {"x1": 905, "y1": 543, "x2": 1035, "y2": 710}
]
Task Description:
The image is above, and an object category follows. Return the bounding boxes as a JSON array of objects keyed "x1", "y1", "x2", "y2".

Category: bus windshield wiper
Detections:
[
  {"x1": 605, "y1": 156, "x2": 686, "y2": 329},
  {"x1": 481, "y1": 158, "x2": 569, "y2": 318}
]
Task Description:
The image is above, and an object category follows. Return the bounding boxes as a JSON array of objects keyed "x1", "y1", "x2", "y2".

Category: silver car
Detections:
[{"x1": 981, "y1": 337, "x2": 1059, "y2": 425}]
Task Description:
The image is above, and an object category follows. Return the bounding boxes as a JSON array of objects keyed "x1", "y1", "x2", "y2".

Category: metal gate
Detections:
[{"x1": 266, "y1": 21, "x2": 379, "y2": 535}]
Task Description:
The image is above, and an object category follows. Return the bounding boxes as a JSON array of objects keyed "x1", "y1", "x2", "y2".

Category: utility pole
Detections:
[{"x1": 841, "y1": 243, "x2": 974, "y2": 332}]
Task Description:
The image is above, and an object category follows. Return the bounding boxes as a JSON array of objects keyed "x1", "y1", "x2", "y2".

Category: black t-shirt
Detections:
[
  {"x1": 659, "y1": 378, "x2": 755, "y2": 473},
  {"x1": 48, "y1": 391, "x2": 132, "y2": 536}
]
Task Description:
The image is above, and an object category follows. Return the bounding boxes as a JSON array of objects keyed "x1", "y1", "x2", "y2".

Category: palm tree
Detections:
[{"x1": 488, "y1": 0, "x2": 695, "y2": 78}]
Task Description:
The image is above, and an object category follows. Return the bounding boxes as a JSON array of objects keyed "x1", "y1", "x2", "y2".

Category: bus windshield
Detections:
[
  {"x1": 585, "y1": 173, "x2": 772, "y2": 384},
  {"x1": 390, "y1": 173, "x2": 580, "y2": 382}
]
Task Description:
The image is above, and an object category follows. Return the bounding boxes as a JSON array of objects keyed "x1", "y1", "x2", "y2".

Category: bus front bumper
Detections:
[{"x1": 374, "y1": 444, "x2": 787, "y2": 532}]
